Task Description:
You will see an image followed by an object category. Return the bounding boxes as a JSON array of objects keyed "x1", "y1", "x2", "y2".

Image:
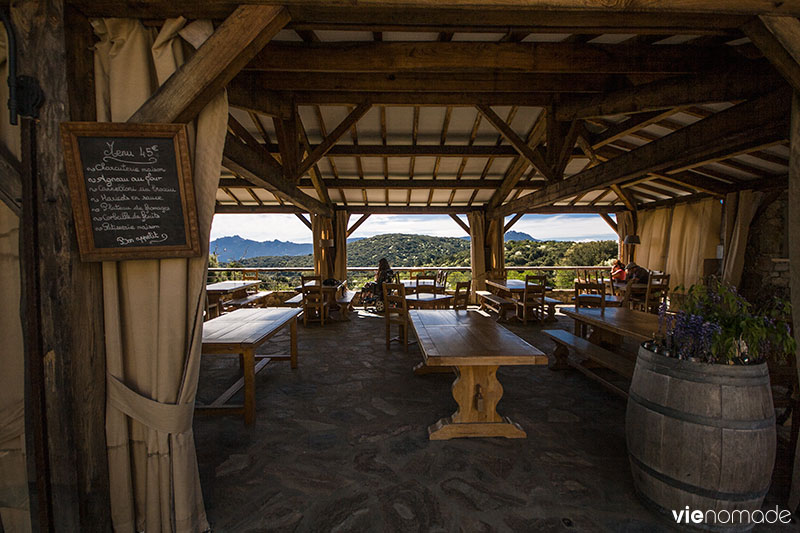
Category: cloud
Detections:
[{"x1": 209, "y1": 213, "x2": 618, "y2": 243}]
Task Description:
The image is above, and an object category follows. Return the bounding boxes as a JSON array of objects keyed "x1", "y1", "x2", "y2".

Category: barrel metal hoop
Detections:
[
  {"x1": 629, "y1": 453, "x2": 770, "y2": 502},
  {"x1": 635, "y1": 358, "x2": 770, "y2": 387},
  {"x1": 628, "y1": 390, "x2": 776, "y2": 430}
]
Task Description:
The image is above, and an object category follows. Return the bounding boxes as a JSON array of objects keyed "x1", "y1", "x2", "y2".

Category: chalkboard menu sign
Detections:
[{"x1": 60, "y1": 122, "x2": 201, "y2": 261}]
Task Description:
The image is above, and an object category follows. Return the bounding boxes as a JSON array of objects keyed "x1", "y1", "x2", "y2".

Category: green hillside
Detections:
[{"x1": 349, "y1": 233, "x2": 469, "y2": 266}]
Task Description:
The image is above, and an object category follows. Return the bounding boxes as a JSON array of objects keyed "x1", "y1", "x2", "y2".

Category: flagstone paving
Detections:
[{"x1": 194, "y1": 308, "x2": 795, "y2": 532}]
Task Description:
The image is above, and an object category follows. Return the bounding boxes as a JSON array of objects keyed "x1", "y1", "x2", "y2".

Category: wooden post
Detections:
[
  {"x1": 15, "y1": 1, "x2": 110, "y2": 529},
  {"x1": 788, "y1": 91, "x2": 800, "y2": 513}
]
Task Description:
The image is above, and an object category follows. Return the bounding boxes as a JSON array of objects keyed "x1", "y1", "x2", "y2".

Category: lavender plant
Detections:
[{"x1": 646, "y1": 278, "x2": 795, "y2": 365}]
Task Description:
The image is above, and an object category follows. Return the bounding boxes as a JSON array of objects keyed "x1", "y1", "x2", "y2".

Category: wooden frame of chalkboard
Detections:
[{"x1": 60, "y1": 122, "x2": 202, "y2": 261}]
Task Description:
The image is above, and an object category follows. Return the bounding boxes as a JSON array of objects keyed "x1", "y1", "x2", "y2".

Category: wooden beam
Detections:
[
  {"x1": 227, "y1": 82, "x2": 293, "y2": 119},
  {"x1": 492, "y1": 89, "x2": 791, "y2": 217},
  {"x1": 227, "y1": 113, "x2": 282, "y2": 170},
  {"x1": 223, "y1": 133, "x2": 333, "y2": 216},
  {"x1": 222, "y1": 177, "x2": 521, "y2": 189},
  {"x1": 297, "y1": 117, "x2": 332, "y2": 206},
  {"x1": 556, "y1": 62, "x2": 782, "y2": 120},
  {"x1": 231, "y1": 70, "x2": 634, "y2": 94},
  {"x1": 599, "y1": 213, "x2": 618, "y2": 234},
  {"x1": 0, "y1": 143, "x2": 22, "y2": 216},
  {"x1": 294, "y1": 213, "x2": 312, "y2": 229},
  {"x1": 286, "y1": 91, "x2": 555, "y2": 106},
  {"x1": 128, "y1": 5, "x2": 289, "y2": 124},
  {"x1": 296, "y1": 101, "x2": 371, "y2": 178},
  {"x1": 591, "y1": 109, "x2": 683, "y2": 149},
  {"x1": 271, "y1": 144, "x2": 522, "y2": 157},
  {"x1": 487, "y1": 113, "x2": 547, "y2": 209},
  {"x1": 611, "y1": 184, "x2": 637, "y2": 211},
  {"x1": 249, "y1": 42, "x2": 746, "y2": 75},
  {"x1": 215, "y1": 203, "x2": 624, "y2": 215},
  {"x1": 346, "y1": 213, "x2": 371, "y2": 238},
  {"x1": 449, "y1": 213, "x2": 470, "y2": 235},
  {"x1": 503, "y1": 212, "x2": 524, "y2": 233},
  {"x1": 744, "y1": 16, "x2": 800, "y2": 92},
  {"x1": 272, "y1": 106, "x2": 300, "y2": 182},
  {"x1": 476, "y1": 104, "x2": 556, "y2": 182}
]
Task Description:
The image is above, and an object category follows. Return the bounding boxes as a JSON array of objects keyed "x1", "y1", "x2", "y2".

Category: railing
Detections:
[{"x1": 208, "y1": 265, "x2": 610, "y2": 290}]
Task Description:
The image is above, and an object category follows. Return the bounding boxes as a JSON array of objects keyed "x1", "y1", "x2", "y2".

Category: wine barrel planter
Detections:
[{"x1": 626, "y1": 346, "x2": 776, "y2": 531}]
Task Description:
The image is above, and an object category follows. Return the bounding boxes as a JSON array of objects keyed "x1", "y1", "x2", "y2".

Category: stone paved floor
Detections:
[{"x1": 194, "y1": 308, "x2": 796, "y2": 532}]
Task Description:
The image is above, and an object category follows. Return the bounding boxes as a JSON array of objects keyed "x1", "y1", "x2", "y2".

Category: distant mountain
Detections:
[
  {"x1": 210, "y1": 236, "x2": 312, "y2": 262},
  {"x1": 505, "y1": 230, "x2": 537, "y2": 242}
]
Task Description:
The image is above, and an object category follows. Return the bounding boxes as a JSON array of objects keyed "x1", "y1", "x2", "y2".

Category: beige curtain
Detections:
[
  {"x1": 311, "y1": 214, "x2": 334, "y2": 278},
  {"x1": 93, "y1": 18, "x2": 228, "y2": 532},
  {"x1": 0, "y1": 27, "x2": 29, "y2": 533},
  {"x1": 333, "y1": 211, "x2": 349, "y2": 281},
  {"x1": 467, "y1": 211, "x2": 487, "y2": 293},
  {"x1": 666, "y1": 198, "x2": 722, "y2": 290},
  {"x1": 636, "y1": 206, "x2": 673, "y2": 272},
  {"x1": 722, "y1": 190, "x2": 762, "y2": 287},
  {"x1": 616, "y1": 211, "x2": 635, "y2": 263}
]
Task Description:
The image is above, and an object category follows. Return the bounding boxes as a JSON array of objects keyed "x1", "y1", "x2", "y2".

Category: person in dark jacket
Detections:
[{"x1": 625, "y1": 262, "x2": 649, "y2": 284}]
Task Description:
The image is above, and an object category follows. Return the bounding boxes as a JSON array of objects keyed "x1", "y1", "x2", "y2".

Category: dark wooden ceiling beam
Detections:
[
  {"x1": 555, "y1": 62, "x2": 782, "y2": 120},
  {"x1": 0, "y1": 143, "x2": 22, "y2": 216},
  {"x1": 346, "y1": 213, "x2": 371, "y2": 237},
  {"x1": 223, "y1": 133, "x2": 333, "y2": 216},
  {"x1": 221, "y1": 177, "x2": 521, "y2": 189},
  {"x1": 477, "y1": 104, "x2": 556, "y2": 182},
  {"x1": 449, "y1": 214, "x2": 471, "y2": 234},
  {"x1": 296, "y1": 101, "x2": 371, "y2": 178},
  {"x1": 744, "y1": 15, "x2": 800, "y2": 92},
  {"x1": 491, "y1": 88, "x2": 791, "y2": 217},
  {"x1": 128, "y1": 5, "x2": 289, "y2": 124},
  {"x1": 248, "y1": 42, "x2": 745, "y2": 75},
  {"x1": 276, "y1": 91, "x2": 556, "y2": 105},
  {"x1": 214, "y1": 203, "x2": 624, "y2": 215}
]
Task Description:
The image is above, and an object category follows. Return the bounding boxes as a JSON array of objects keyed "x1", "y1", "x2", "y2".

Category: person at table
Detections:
[
  {"x1": 610, "y1": 259, "x2": 626, "y2": 282},
  {"x1": 362, "y1": 258, "x2": 395, "y2": 302},
  {"x1": 625, "y1": 262, "x2": 649, "y2": 284}
]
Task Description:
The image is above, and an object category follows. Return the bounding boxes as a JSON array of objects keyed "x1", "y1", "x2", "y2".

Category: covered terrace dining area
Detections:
[{"x1": 1, "y1": 1, "x2": 800, "y2": 532}]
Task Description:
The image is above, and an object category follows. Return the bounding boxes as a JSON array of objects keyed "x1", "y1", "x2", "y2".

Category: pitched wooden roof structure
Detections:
[{"x1": 72, "y1": 1, "x2": 794, "y2": 220}]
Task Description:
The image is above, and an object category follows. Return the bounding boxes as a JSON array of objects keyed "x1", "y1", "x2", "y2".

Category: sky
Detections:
[{"x1": 209, "y1": 213, "x2": 618, "y2": 243}]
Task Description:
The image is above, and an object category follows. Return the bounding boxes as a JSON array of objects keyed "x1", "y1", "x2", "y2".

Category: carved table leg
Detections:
[{"x1": 428, "y1": 365, "x2": 526, "y2": 440}]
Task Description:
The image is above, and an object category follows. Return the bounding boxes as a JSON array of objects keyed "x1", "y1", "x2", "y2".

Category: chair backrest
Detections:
[
  {"x1": 621, "y1": 278, "x2": 648, "y2": 310},
  {"x1": 382, "y1": 283, "x2": 407, "y2": 320},
  {"x1": 453, "y1": 280, "x2": 471, "y2": 310},
  {"x1": 300, "y1": 274, "x2": 323, "y2": 303},
  {"x1": 416, "y1": 274, "x2": 437, "y2": 294},
  {"x1": 242, "y1": 270, "x2": 259, "y2": 280},
  {"x1": 645, "y1": 273, "x2": 670, "y2": 312},
  {"x1": 435, "y1": 270, "x2": 450, "y2": 290},
  {"x1": 575, "y1": 281, "x2": 606, "y2": 311},
  {"x1": 522, "y1": 275, "x2": 546, "y2": 304}
]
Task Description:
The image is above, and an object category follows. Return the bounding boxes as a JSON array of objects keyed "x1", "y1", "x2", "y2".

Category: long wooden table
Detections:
[
  {"x1": 561, "y1": 306, "x2": 659, "y2": 346},
  {"x1": 198, "y1": 308, "x2": 301, "y2": 425},
  {"x1": 206, "y1": 280, "x2": 262, "y2": 317},
  {"x1": 409, "y1": 309, "x2": 547, "y2": 440}
]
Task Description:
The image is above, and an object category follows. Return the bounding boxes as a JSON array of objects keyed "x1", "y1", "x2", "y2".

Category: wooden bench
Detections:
[
  {"x1": 284, "y1": 293, "x2": 303, "y2": 307},
  {"x1": 476, "y1": 290, "x2": 516, "y2": 321},
  {"x1": 543, "y1": 329, "x2": 634, "y2": 399},
  {"x1": 543, "y1": 296, "x2": 559, "y2": 321},
  {"x1": 336, "y1": 289, "x2": 358, "y2": 320},
  {"x1": 224, "y1": 290, "x2": 273, "y2": 310}
]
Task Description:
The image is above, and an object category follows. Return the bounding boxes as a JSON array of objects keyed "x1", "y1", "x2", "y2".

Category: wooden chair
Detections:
[
  {"x1": 416, "y1": 274, "x2": 437, "y2": 295},
  {"x1": 242, "y1": 270, "x2": 259, "y2": 280},
  {"x1": 643, "y1": 273, "x2": 670, "y2": 314},
  {"x1": 621, "y1": 279, "x2": 649, "y2": 311},
  {"x1": 204, "y1": 293, "x2": 220, "y2": 321},
  {"x1": 383, "y1": 282, "x2": 409, "y2": 351},
  {"x1": 453, "y1": 280, "x2": 471, "y2": 310},
  {"x1": 516, "y1": 275, "x2": 546, "y2": 324},
  {"x1": 574, "y1": 281, "x2": 607, "y2": 312},
  {"x1": 300, "y1": 274, "x2": 329, "y2": 326}
]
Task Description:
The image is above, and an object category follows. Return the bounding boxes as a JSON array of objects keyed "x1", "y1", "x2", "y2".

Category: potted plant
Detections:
[{"x1": 625, "y1": 279, "x2": 795, "y2": 531}]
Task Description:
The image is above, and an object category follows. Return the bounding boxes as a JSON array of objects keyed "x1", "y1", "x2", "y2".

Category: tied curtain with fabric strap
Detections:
[
  {"x1": 616, "y1": 211, "x2": 636, "y2": 264},
  {"x1": 311, "y1": 212, "x2": 349, "y2": 281},
  {"x1": 467, "y1": 211, "x2": 504, "y2": 295},
  {"x1": 0, "y1": 27, "x2": 29, "y2": 533},
  {"x1": 722, "y1": 190, "x2": 764, "y2": 287},
  {"x1": 93, "y1": 18, "x2": 228, "y2": 532},
  {"x1": 636, "y1": 198, "x2": 722, "y2": 290}
]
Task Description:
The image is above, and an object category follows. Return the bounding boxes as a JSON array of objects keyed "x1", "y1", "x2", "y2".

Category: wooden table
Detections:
[
  {"x1": 406, "y1": 292, "x2": 453, "y2": 309},
  {"x1": 400, "y1": 279, "x2": 446, "y2": 294},
  {"x1": 485, "y1": 279, "x2": 557, "y2": 321},
  {"x1": 409, "y1": 310, "x2": 547, "y2": 440},
  {"x1": 561, "y1": 306, "x2": 659, "y2": 346},
  {"x1": 198, "y1": 308, "x2": 301, "y2": 425},
  {"x1": 206, "y1": 280, "x2": 262, "y2": 315}
]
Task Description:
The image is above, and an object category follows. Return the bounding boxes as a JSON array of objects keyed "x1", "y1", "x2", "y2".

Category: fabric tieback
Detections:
[{"x1": 107, "y1": 373, "x2": 194, "y2": 434}]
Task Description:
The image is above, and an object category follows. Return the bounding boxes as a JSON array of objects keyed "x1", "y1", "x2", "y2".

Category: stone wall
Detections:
[{"x1": 739, "y1": 194, "x2": 790, "y2": 306}]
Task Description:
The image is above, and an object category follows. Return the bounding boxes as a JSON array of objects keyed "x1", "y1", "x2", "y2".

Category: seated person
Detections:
[
  {"x1": 610, "y1": 259, "x2": 626, "y2": 282},
  {"x1": 361, "y1": 258, "x2": 395, "y2": 304},
  {"x1": 625, "y1": 262, "x2": 649, "y2": 284}
]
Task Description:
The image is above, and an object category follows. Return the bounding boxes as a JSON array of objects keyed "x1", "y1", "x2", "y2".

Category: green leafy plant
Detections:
[{"x1": 650, "y1": 278, "x2": 795, "y2": 365}]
